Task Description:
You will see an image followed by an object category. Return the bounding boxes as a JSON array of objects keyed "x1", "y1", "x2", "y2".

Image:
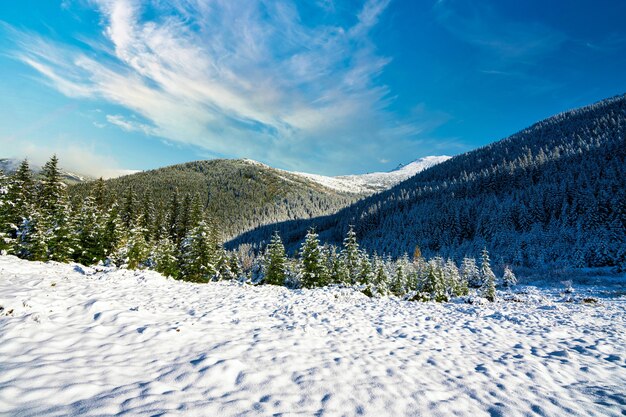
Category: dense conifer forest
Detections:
[
  {"x1": 230, "y1": 94, "x2": 626, "y2": 270},
  {"x1": 0, "y1": 157, "x2": 504, "y2": 301},
  {"x1": 69, "y1": 159, "x2": 360, "y2": 241}
]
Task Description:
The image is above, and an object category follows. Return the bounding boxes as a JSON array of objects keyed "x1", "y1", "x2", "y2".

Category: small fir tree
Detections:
[
  {"x1": 264, "y1": 231, "x2": 288, "y2": 285},
  {"x1": 480, "y1": 248, "x2": 497, "y2": 301},
  {"x1": 299, "y1": 228, "x2": 327, "y2": 288},
  {"x1": 502, "y1": 266, "x2": 517, "y2": 288}
]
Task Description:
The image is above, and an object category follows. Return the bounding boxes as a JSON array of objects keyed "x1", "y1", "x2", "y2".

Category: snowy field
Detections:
[{"x1": 1, "y1": 256, "x2": 625, "y2": 417}]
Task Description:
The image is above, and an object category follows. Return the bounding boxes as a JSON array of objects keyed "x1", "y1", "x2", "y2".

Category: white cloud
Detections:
[
  {"x1": 7, "y1": 0, "x2": 445, "y2": 174},
  {"x1": 5, "y1": 140, "x2": 136, "y2": 179},
  {"x1": 106, "y1": 114, "x2": 158, "y2": 135}
]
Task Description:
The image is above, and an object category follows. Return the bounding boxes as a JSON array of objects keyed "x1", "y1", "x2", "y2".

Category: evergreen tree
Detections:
[
  {"x1": 121, "y1": 186, "x2": 136, "y2": 230},
  {"x1": 357, "y1": 254, "x2": 374, "y2": 286},
  {"x1": 215, "y1": 245, "x2": 234, "y2": 280},
  {"x1": 341, "y1": 225, "x2": 361, "y2": 283},
  {"x1": 0, "y1": 169, "x2": 10, "y2": 253},
  {"x1": 102, "y1": 203, "x2": 124, "y2": 261},
  {"x1": 299, "y1": 228, "x2": 327, "y2": 288},
  {"x1": 264, "y1": 231, "x2": 288, "y2": 285},
  {"x1": 372, "y1": 255, "x2": 390, "y2": 296},
  {"x1": 390, "y1": 261, "x2": 406, "y2": 296},
  {"x1": 180, "y1": 219, "x2": 217, "y2": 282},
  {"x1": 37, "y1": 156, "x2": 76, "y2": 262},
  {"x1": 422, "y1": 258, "x2": 448, "y2": 302},
  {"x1": 151, "y1": 236, "x2": 180, "y2": 278},
  {"x1": 502, "y1": 266, "x2": 517, "y2": 288},
  {"x1": 229, "y1": 253, "x2": 242, "y2": 279},
  {"x1": 3, "y1": 161, "x2": 35, "y2": 253},
  {"x1": 327, "y1": 245, "x2": 349, "y2": 284},
  {"x1": 460, "y1": 257, "x2": 481, "y2": 288},
  {"x1": 480, "y1": 248, "x2": 497, "y2": 301},
  {"x1": 74, "y1": 195, "x2": 105, "y2": 265},
  {"x1": 125, "y1": 214, "x2": 150, "y2": 269}
]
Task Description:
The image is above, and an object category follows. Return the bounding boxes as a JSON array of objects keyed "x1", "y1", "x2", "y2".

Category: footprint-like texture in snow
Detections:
[{"x1": 0, "y1": 256, "x2": 625, "y2": 416}]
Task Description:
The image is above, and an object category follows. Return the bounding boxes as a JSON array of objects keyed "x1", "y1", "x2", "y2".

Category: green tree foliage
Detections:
[
  {"x1": 181, "y1": 220, "x2": 217, "y2": 282},
  {"x1": 264, "y1": 231, "x2": 288, "y2": 286},
  {"x1": 299, "y1": 228, "x2": 327, "y2": 288},
  {"x1": 341, "y1": 225, "x2": 360, "y2": 283}
]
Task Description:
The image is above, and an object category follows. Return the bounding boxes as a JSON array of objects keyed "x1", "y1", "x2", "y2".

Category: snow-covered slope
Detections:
[
  {"x1": 1, "y1": 255, "x2": 624, "y2": 417},
  {"x1": 294, "y1": 155, "x2": 451, "y2": 193}
]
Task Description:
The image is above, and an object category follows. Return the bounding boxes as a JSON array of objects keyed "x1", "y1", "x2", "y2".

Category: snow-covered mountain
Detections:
[{"x1": 293, "y1": 155, "x2": 451, "y2": 194}]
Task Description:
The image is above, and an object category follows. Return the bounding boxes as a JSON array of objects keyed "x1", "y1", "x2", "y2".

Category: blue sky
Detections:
[{"x1": 1, "y1": 0, "x2": 625, "y2": 177}]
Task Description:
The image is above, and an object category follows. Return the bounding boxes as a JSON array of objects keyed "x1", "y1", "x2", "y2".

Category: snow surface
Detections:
[
  {"x1": 1, "y1": 255, "x2": 625, "y2": 417},
  {"x1": 293, "y1": 156, "x2": 451, "y2": 193}
]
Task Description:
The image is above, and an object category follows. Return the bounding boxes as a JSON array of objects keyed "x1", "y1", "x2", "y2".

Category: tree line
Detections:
[{"x1": 0, "y1": 155, "x2": 514, "y2": 302}]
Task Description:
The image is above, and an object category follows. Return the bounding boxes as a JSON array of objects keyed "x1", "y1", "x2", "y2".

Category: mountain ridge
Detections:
[{"x1": 228, "y1": 93, "x2": 626, "y2": 269}]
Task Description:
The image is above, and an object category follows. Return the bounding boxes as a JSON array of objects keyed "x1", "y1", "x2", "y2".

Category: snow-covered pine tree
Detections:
[
  {"x1": 151, "y1": 236, "x2": 180, "y2": 279},
  {"x1": 357, "y1": 253, "x2": 374, "y2": 286},
  {"x1": 422, "y1": 258, "x2": 447, "y2": 302},
  {"x1": 229, "y1": 253, "x2": 242, "y2": 280},
  {"x1": 341, "y1": 225, "x2": 361, "y2": 283},
  {"x1": 444, "y1": 258, "x2": 467, "y2": 297},
  {"x1": 180, "y1": 219, "x2": 217, "y2": 282},
  {"x1": 0, "y1": 169, "x2": 10, "y2": 253},
  {"x1": 74, "y1": 195, "x2": 105, "y2": 265},
  {"x1": 372, "y1": 255, "x2": 390, "y2": 296},
  {"x1": 264, "y1": 231, "x2": 288, "y2": 286},
  {"x1": 460, "y1": 257, "x2": 481, "y2": 288},
  {"x1": 215, "y1": 245, "x2": 234, "y2": 281},
  {"x1": 121, "y1": 186, "x2": 136, "y2": 230},
  {"x1": 390, "y1": 260, "x2": 406, "y2": 296},
  {"x1": 299, "y1": 228, "x2": 328, "y2": 288},
  {"x1": 480, "y1": 248, "x2": 497, "y2": 301},
  {"x1": 327, "y1": 245, "x2": 349, "y2": 284},
  {"x1": 125, "y1": 214, "x2": 150, "y2": 270},
  {"x1": 5, "y1": 161, "x2": 35, "y2": 253},
  {"x1": 102, "y1": 203, "x2": 124, "y2": 262},
  {"x1": 37, "y1": 155, "x2": 76, "y2": 262},
  {"x1": 502, "y1": 266, "x2": 517, "y2": 288}
]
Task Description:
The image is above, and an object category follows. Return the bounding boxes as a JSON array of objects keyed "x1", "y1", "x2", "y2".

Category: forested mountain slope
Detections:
[
  {"x1": 69, "y1": 159, "x2": 360, "y2": 240},
  {"x1": 229, "y1": 94, "x2": 626, "y2": 269}
]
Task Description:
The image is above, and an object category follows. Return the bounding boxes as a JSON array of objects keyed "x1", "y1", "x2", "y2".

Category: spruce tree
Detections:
[
  {"x1": 460, "y1": 257, "x2": 481, "y2": 288},
  {"x1": 151, "y1": 237, "x2": 180, "y2": 279},
  {"x1": 372, "y1": 256, "x2": 390, "y2": 296},
  {"x1": 264, "y1": 231, "x2": 288, "y2": 286},
  {"x1": 0, "y1": 169, "x2": 10, "y2": 253},
  {"x1": 341, "y1": 225, "x2": 360, "y2": 283},
  {"x1": 390, "y1": 261, "x2": 406, "y2": 296},
  {"x1": 214, "y1": 245, "x2": 234, "y2": 280},
  {"x1": 74, "y1": 195, "x2": 105, "y2": 265},
  {"x1": 37, "y1": 155, "x2": 76, "y2": 262},
  {"x1": 480, "y1": 248, "x2": 497, "y2": 301},
  {"x1": 357, "y1": 254, "x2": 374, "y2": 286},
  {"x1": 229, "y1": 253, "x2": 241, "y2": 279},
  {"x1": 125, "y1": 214, "x2": 150, "y2": 269},
  {"x1": 502, "y1": 266, "x2": 517, "y2": 288},
  {"x1": 299, "y1": 228, "x2": 327, "y2": 288},
  {"x1": 2, "y1": 159, "x2": 35, "y2": 250},
  {"x1": 180, "y1": 219, "x2": 217, "y2": 282}
]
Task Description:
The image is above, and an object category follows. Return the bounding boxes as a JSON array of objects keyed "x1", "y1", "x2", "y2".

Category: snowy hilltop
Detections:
[
  {"x1": 1, "y1": 255, "x2": 625, "y2": 417},
  {"x1": 293, "y1": 155, "x2": 451, "y2": 193}
]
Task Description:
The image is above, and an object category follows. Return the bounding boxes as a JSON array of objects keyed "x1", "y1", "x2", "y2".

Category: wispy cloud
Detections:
[
  {"x1": 4, "y1": 0, "x2": 444, "y2": 174},
  {"x1": 434, "y1": 0, "x2": 567, "y2": 64},
  {"x1": 106, "y1": 114, "x2": 158, "y2": 136}
]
